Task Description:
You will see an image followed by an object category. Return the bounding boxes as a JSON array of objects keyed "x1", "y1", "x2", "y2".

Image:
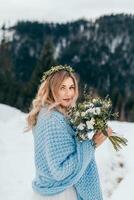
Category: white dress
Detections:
[{"x1": 31, "y1": 186, "x2": 77, "y2": 200}]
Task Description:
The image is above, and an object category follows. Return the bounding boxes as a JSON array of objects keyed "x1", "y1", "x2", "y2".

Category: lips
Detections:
[{"x1": 63, "y1": 99, "x2": 70, "y2": 101}]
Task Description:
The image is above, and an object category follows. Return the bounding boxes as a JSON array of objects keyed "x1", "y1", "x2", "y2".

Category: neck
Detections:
[{"x1": 56, "y1": 105, "x2": 70, "y2": 117}]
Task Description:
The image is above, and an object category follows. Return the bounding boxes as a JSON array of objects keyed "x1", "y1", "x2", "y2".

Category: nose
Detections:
[{"x1": 65, "y1": 88, "x2": 71, "y2": 96}]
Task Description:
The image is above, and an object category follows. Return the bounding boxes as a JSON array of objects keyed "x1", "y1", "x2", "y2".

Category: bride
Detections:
[{"x1": 25, "y1": 65, "x2": 112, "y2": 200}]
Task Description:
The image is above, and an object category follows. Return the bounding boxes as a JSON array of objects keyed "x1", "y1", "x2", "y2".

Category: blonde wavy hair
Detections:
[{"x1": 25, "y1": 69, "x2": 79, "y2": 132}]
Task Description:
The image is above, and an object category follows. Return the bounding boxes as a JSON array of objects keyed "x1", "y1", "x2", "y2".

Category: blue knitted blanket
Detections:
[{"x1": 32, "y1": 106, "x2": 103, "y2": 200}]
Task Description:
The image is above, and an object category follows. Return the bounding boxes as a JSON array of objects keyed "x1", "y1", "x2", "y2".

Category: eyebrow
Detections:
[{"x1": 61, "y1": 84, "x2": 75, "y2": 87}]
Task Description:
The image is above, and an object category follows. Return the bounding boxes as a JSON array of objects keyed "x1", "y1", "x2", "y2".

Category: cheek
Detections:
[
  {"x1": 58, "y1": 91, "x2": 64, "y2": 98},
  {"x1": 71, "y1": 90, "x2": 75, "y2": 96}
]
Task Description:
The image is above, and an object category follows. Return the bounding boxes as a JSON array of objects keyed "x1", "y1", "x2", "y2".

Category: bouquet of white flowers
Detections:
[{"x1": 67, "y1": 94, "x2": 128, "y2": 151}]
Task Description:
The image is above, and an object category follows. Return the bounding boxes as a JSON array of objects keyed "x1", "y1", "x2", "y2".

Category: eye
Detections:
[
  {"x1": 60, "y1": 86, "x2": 65, "y2": 90},
  {"x1": 70, "y1": 86, "x2": 75, "y2": 89}
]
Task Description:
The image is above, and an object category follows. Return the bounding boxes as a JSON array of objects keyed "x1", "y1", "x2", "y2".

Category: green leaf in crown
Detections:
[{"x1": 40, "y1": 64, "x2": 75, "y2": 82}]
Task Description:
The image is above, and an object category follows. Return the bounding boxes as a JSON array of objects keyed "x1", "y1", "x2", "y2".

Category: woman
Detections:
[{"x1": 26, "y1": 65, "x2": 112, "y2": 200}]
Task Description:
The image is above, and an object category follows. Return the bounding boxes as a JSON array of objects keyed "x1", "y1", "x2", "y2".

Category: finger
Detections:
[
  {"x1": 94, "y1": 132, "x2": 104, "y2": 138},
  {"x1": 107, "y1": 127, "x2": 113, "y2": 136},
  {"x1": 98, "y1": 133, "x2": 106, "y2": 138},
  {"x1": 99, "y1": 134, "x2": 107, "y2": 141},
  {"x1": 95, "y1": 131, "x2": 102, "y2": 135}
]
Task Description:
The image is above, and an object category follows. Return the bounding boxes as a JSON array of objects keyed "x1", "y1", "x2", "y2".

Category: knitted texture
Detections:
[{"x1": 32, "y1": 105, "x2": 103, "y2": 200}]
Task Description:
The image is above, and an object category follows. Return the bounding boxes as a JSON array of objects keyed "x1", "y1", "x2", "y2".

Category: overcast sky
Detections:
[{"x1": 0, "y1": 0, "x2": 134, "y2": 26}]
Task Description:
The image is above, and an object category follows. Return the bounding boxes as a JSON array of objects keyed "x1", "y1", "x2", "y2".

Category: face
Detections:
[{"x1": 57, "y1": 77, "x2": 75, "y2": 108}]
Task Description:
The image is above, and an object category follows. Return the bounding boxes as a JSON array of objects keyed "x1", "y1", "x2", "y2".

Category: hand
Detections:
[
  {"x1": 92, "y1": 126, "x2": 113, "y2": 148},
  {"x1": 92, "y1": 131, "x2": 107, "y2": 148},
  {"x1": 106, "y1": 126, "x2": 113, "y2": 137}
]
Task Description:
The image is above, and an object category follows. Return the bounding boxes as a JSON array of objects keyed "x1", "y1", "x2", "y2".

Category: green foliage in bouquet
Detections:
[{"x1": 67, "y1": 91, "x2": 128, "y2": 151}]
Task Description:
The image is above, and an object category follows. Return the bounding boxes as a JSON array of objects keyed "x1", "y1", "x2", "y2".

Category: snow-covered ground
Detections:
[{"x1": 0, "y1": 103, "x2": 133, "y2": 200}]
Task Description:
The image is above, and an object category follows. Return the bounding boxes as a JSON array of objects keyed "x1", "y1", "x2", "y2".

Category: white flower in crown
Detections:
[
  {"x1": 86, "y1": 120, "x2": 94, "y2": 130},
  {"x1": 41, "y1": 65, "x2": 75, "y2": 82},
  {"x1": 77, "y1": 123, "x2": 85, "y2": 130}
]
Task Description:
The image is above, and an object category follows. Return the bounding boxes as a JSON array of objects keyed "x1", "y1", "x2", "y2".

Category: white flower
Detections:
[
  {"x1": 81, "y1": 112, "x2": 86, "y2": 117},
  {"x1": 92, "y1": 108, "x2": 96, "y2": 114},
  {"x1": 90, "y1": 118, "x2": 95, "y2": 125},
  {"x1": 104, "y1": 102, "x2": 111, "y2": 108},
  {"x1": 89, "y1": 103, "x2": 94, "y2": 108},
  {"x1": 87, "y1": 130, "x2": 95, "y2": 139},
  {"x1": 86, "y1": 120, "x2": 94, "y2": 130},
  {"x1": 85, "y1": 103, "x2": 94, "y2": 108},
  {"x1": 92, "y1": 98, "x2": 97, "y2": 103},
  {"x1": 86, "y1": 108, "x2": 94, "y2": 114},
  {"x1": 95, "y1": 107, "x2": 101, "y2": 115},
  {"x1": 91, "y1": 107, "x2": 101, "y2": 115},
  {"x1": 76, "y1": 111, "x2": 80, "y2": 116},
  {"x1": 77, "y1": 123, "x2": 85, "y2": 130},
  {"x1": 70, "y1": 119, "x2": 74, "y2": 123},
  {"x1": 84, "y1": 104, "x2": 90, "y2": 108}
]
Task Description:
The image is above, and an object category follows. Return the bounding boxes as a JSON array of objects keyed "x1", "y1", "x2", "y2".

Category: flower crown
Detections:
[{"x1": 41, "y1": 65, "x2": 75, "y2": 82}]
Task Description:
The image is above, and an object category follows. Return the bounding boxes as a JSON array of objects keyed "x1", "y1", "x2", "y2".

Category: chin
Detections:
[
  {"x1": 61, "y1": 104, "x2": 70, "y2": 108},
  {"x1": 61, "y1": 102, "x2": 72, "y2": 108}
]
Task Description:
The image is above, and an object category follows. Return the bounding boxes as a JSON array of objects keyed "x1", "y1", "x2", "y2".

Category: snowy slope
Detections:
[
  {"x1": 0, "y1": 103, "x2": 133, "y2": 200},
  {"x1": 0, "y1": 104, "x2": 35, "y2": 200}
]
